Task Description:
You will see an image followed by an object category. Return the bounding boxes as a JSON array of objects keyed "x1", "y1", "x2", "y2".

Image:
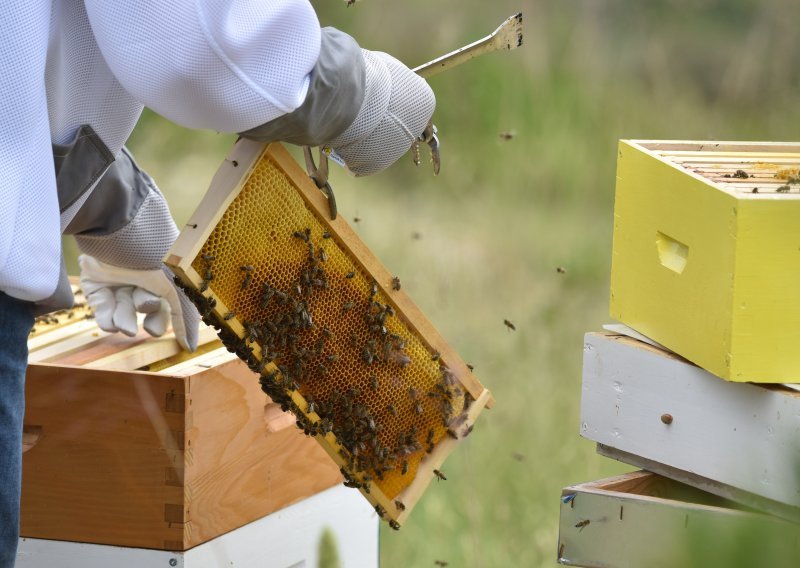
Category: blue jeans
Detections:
[{"x1": 0, "y1": 293, "x2": 33, "y2": 568}]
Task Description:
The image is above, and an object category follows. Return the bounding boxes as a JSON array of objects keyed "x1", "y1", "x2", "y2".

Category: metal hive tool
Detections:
[{"x1": 165, "y1": 140, "x2": 493, "y2": 527}]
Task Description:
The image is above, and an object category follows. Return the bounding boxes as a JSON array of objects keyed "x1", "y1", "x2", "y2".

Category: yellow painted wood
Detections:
[{"x1": 610, "y1": 140, "x2": 800, "y2": 382}]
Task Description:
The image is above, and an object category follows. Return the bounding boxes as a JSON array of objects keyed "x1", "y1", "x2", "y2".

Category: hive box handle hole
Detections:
[{"x1": 656, "y1": 231, "x2": 689, "y2": 274}]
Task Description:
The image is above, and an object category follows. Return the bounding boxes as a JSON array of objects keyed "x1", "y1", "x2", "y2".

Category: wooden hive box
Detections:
[
  {"x1": 581, "y1": 331, "x2": 800, "y2": 521},
  {"x1": 610, "y1": 140, "x2": 800, "y2": 382},
  {"x1": 558, "y1": 471, "x2": 800, "y2": 567},
  {"x1": 21, "y1": 292, "x2": 342, "y2": 551}
]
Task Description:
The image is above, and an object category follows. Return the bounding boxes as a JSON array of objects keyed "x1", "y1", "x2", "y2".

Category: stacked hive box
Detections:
[
  {"x1": 558, "y1": 141, "x2": 800, "y2": 567},
  {"x1": 19, "y1": 286, "x2": 378, "y2": 567}
]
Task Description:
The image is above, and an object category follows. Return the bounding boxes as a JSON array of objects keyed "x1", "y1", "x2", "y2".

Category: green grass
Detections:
[{"x1": 63, "y1": 0, "x2": 800, "y2": 565}]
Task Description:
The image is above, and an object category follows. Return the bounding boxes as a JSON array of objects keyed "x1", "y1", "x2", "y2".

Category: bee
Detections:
[
  {"x1": 224, "y1": 311, "x2": 236, "y2": 321},
  {"x1": 391, "y1": 276, "x2": 401, "y2": 291},
  {"x1": 322, "y1": 231, "x2": 331, "y2": 239},
  {"x1": 732, "y1": 169, "x2": 750, "y2": 179},
  {"x1": 575, "y1": 519, "x2": 590, "y2": 530},
  {"x1": 292, "y1": 229, "x2": 310, "y2": 242},
  {"x1": 462, "y1": 424, "x2": 474, "y2": 437},
  {"x1": 777, "y1": 185, "x2": 791, "y2": 193},
  {"x1": 446, "y1": 429, "x2": 458, "y2": 440},
  {"x1": 353, "y1": 215, "x2": 362, "y2": 224},
  {"x1": 411, "y1": 231, "x2": 422, "y2": 240},
  {"x1": 466, "y1": 363, "x2": 475, "y2": 371},
  {"x1": 202, "y1": 253, "x2": 216, "y2": 262},
  {"x1": 318, "y1": 248, "x2": 328, "y2": 262},
  {"x1": 370, "y1": 376, "x2": 379, "y2": 391},
  {"x1": 435, "y1": 561, "x2": 449, "y2": 567},
  {"x1": 241, "y1": 273, "x2": 252, "y2": 290},
  {"x1": 499, "y1": 130, "x2": 515, "y2": 141},
  {"x1": 388, "y1": 520, "x2": 400, "y2": 531},
  {"x1": 752, "y1": 187, "x2": 759, "y2": 193},
  {"x1": 433, "y1": 469, "x2": 447, "y2": 481},
  {"x1": 317, "y1": 364, "x2": 328, "y2": 376},
  {"x1": 394, "y1": 500, "x2": 406, "y2": 511},
  {"x1": 342, "y1": 301, "x2": 354, "y2": 313},
  {"x1": 240, "y1": 265, "x2": 254, "y2": 272},
  {"x1": 503, "y1": 319, "x2": 516, "y2": 331},
  {"x1": 345, "y1": 271, "x2": 355, "y2": 279},
  {"x1": 370, "y1": 282, "x2": 378, "y2": 297},
  {"x1": 387, "y1": 404, "x2": 398, "y2": 416},
  {"x1": 374, "y1": 504, "x2": 385, "y2": 518},
  {"x1": 414, "y1": 402, "x2": 423, "y2": 415},
  {"x1": 556, "y1": 266, "x2": 567, "y2": 274},
  {"x1": 307, "y1": 400, "x2": 316, "y2": 414},
  {"x1": 362, "y1": 346, "x2": 374, "y2": 365},
  {"x1": 400, "y1": 460, "x2": 409, "y2": 475}
]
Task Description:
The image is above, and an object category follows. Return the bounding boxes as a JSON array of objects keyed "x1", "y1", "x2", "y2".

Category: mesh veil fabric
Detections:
[
  {"x1": 84, "y1": 0, "x2": 321, "y2": 132},
  {"x1": 329, "y1": 50, "x2": 436, "y2": 176}
]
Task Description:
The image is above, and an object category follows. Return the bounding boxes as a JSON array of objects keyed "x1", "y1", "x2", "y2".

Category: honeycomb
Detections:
[{"x1": 176, "y1": 147, "x2": 479, "y2": 520}]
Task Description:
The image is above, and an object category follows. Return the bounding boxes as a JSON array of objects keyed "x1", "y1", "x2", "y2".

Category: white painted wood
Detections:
[
  {"x1": 558, "y1": 471, "x2": 800, "y2": 568},
  {"x1": 16, "y1": 485, "x2": 378, "y2": 568},
  {"x1": 581, "y1": 332, "x2": 800, "y2": 512}
]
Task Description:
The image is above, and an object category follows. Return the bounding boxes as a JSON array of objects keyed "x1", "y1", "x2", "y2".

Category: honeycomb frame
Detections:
[{"x1": 165, "y1": 140, "x2": 492, "y2": 526}]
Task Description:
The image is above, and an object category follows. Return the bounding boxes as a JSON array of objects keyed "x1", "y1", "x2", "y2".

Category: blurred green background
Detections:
[{"x1": 66, "y1": 0, "x2": 800, "y2": 565}]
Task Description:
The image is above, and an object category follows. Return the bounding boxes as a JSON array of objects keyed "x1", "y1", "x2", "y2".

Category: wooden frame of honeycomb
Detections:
[{"x1": 165, "y1": 140, "x2": 493, "y2": 527}]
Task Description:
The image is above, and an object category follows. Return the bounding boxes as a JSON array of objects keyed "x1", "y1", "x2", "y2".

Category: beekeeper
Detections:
[{"x1": 0, "y1": 2, "x2": 435, "y2": 564}]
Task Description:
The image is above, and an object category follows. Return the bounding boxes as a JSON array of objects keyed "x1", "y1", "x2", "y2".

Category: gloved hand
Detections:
[
  {"x1": 324, "y1": 49, "x2": 436, "y2": 177},
  {"x1": 240, "y1": 28, "x2": 436, "y2": 177},
  {"x1": 79, "y1": 255, "x2": 199, "y2": 352}
]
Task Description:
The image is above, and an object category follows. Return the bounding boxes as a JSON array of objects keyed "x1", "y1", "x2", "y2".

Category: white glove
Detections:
[
  {"x1": 327, "y1": 50, "x2": 436, "y2": 176},
  {"x1": 79, "y1": 255, "x2": 199, "y2": 351}
]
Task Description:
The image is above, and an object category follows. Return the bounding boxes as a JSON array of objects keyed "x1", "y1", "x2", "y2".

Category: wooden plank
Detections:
[
  {"x1": 17, "y1": 485, "x2": 378, "y2": 568},
  {"x1": 634, "y1": 140, "x2": 800, "y2": 153},
  {"x1": 558, "y1": 471, "x2": 800, "y2": 568},
  {"x1": 598, "y1": 444, "x2": 800, "y2": 524},
  {"x1": 580, "y1": 332, "x2": 800, "y2": 513},
  {"x1": 21, "y1": 366, "x2": 187, "y2": 549},
  {"x1": 84, "y1": 325, "x2": 218, "y2": 371},
  {"x1": 181, "y1": 357, "x2": 342, "y2": 548}
]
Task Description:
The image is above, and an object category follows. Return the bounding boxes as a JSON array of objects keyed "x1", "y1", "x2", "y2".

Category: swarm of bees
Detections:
[{"x1": 175, "y1": 226, "x2": 476, "y2": 529}]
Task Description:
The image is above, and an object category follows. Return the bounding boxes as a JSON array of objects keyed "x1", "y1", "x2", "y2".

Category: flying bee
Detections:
[
  {"x1": 433, "y1": 469, "x2": 447, "y2": 481},
  {"x1": 499, "y1": 130, "x2": 515, "y2": 141},
  {"x1": 575, "y1": 519, "x2": 590, "y2": 530},
  {"x1": 556, "y1": 266, "x2": 567, "y2": 274},
  {"x1": 503, "y1": 319, "x2": 516, "y2": 331}
]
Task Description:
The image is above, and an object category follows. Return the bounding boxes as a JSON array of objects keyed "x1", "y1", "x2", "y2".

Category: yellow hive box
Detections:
[{"x1": 610, "y1": 140, "x2": 800, "y2": 382}]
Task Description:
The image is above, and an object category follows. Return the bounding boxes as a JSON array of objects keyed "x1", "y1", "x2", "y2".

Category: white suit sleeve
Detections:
[
  {"x1": 83, "y1": 0, "x2": 322, "y2": 133},
  {"x1": 0, "y1": 2, "x2": 62, "y2": 301}
]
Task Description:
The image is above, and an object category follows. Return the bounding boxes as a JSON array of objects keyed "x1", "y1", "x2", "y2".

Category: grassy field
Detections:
[{"x1": 64, "y1": 0, "x2": 800, "y2": 565}]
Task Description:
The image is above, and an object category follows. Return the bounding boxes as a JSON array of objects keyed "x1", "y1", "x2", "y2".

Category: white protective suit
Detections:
[
  {"x1": 1, "y1": 0, "x2": 322, "y2": 303},
  {"x1": 1, "y1": 0, "x2": 434, "y2": 313}
]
